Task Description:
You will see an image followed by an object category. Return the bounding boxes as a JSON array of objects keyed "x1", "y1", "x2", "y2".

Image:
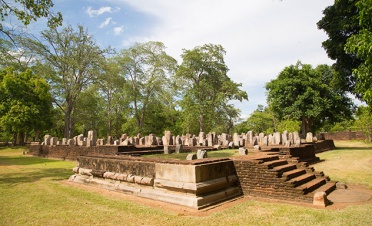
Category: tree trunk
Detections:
[
  {"x1": 107, "y1": 92, "x2": 112, "y2": 137},
  {"x1": 34, "y1": 131, "x2": 40, "y2": 142},
  {"x1": 301, "y1": 117, "x2": 313, "y2": 138},
  {"x1": 24, "y1": 133, "x2": 28, "y2": 144},
  {"x1": 199, "y1": 114, "x2": 204, "y2": 132},
  {"x1": 12, "y1": 133, "x2": 17, "y2": 146},
  {"x1": 64, "y1": 101, "x2": 75, "y2": 139},
  {"x1": 18, "y1": 132, "x2": 25, "y2": 146}
]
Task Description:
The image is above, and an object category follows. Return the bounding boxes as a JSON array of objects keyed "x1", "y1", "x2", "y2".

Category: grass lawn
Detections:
[
  {"x1": 315, "y1": 141, "x2": 372, "y2": 189},
  {"x1": 1, "y1": 142, "x2": 372, "y2": 225}
]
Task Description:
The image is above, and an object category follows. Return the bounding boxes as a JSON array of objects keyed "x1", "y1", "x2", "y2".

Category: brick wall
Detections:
[
  {"x1": 317, "y1": 131, "x2": 366, "y2": 140},
  {"x1": 279, "y1": 145, "x2": 316, "y2": 160},
  {"x1": 28, "y1": 145, "x2": 120, "y2": 160},
  {"x1": 233, "y1": 159, "x2": 312, "y2": 202}
]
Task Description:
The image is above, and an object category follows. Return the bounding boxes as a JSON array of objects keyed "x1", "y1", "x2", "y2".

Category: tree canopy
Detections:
[
  {"x1": 115, "y1": 41, "x2": 178, "y2": 135},
  {"x1": 0, "y1": 0, "x2": 62, "y2": 39},
  {"x1": 345, "y1": 0, "x2": 372, "y2": 107},
  {"x1": 176, "y1": 44, "x2": 248, "y2": 134},
  {"x1": 317, "y1": 0, "x2": 362, "y2": 94},
  {"x1": 23, "y1": 25, "x2": 107, "y2": 138},
  {"x1": 266, "y1": 61, "x2": 354, "y2": 137},
  {"x1": 0, "y1": 67, "x2": 53, "y2": 144}
]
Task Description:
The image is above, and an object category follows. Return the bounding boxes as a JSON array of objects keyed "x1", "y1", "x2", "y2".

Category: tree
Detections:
[
  {"x1": 239, "y1": 105, "x2": 275, "y2": 135},
  {"x1": 266, "y1": 62, "x2": 354, "y2": 137},
  {"x1": 0, "y1": 67, "x2": 53, "y2": 144},
  {"x1": 317, "y1": 0, "x2": 362, "y2": 95},
  {"x1": 24, "y1": 25, "x2": 107, "y2": 138},
  {"x1": 115, "y1": 41, "x2": 177, "y2": 134},
  {"x1": 354, "y1": 106, "x2": 372, "y2": 142},
  {"x1": 0, "y1": 36, "x2": 33, "y2": 70},
  {"x1": 345, "y1": 0, "x2": 372, "y2": 107},
  {"x1": 97, "y1": 58, "x2": 128, "y2": 138},
  {"x1": 74, "y1": 86, "x2": 105, "y2": 137},
  {"x1": 176, "y1": 44, "x2": 248, "y2": 134},
  {"x1": 1, "y1": 0, "x2": 62, "y2": 40}
]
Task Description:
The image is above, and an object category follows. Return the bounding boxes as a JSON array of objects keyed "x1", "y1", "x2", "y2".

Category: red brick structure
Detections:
[
  {"x1": 233, "y1": 154, "x2": 335, "y2": 203},
  {"x1": 317, "y1": 131, "x2": 366, "y2": 140}
]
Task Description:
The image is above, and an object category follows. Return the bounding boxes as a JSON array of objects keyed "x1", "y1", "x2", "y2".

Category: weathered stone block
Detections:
[
  {"x1": 186, "y1": 154, "x2": 197, "y2": 160},
  {"x1": 238, "y1": 147, "x2": 248, "y2": 155},
  {"x1": 313, "y1": 191, "x2": 329, "y2": 207},
  {"x1": 197, "y1": 149, "x2": 207, "y2": 159}
]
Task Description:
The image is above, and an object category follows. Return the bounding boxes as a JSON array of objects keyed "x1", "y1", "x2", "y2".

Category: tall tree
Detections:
[
  {"x1": 354, "y1": 106, "x2": 372, "y2": 142},
  {"x1": 176, "y1": 44, "x2": 248, "y2": 133},
  {"x1": 0, "y1": 0, "x2": 62, "y2": 40},
  {"x1": 0, "y1": 67, "x2": 53, "y2": 144},
  {"x1": 24, "y1": 25, "x2": 107, "y2": 138},
  {"x1": 97, "y1": 58, "x2": 128, "y2": 138},
  {"x1": 0, "y1": 36, "x2": 33, "y2": 70},
  {"x1": 115, "y1": 41, "x2": 177, "y2": 134},
  {"x1": 266, "y1": 62, "x2": 354, "y2": 137},
  {"x1": 317, "y1": 0, "x2": 362, "y2": 95},
  {"x1": 240, "y1": 105, "x2": 275, "y2": 135},
  {"x1": 345, "y1": 0, "x2": 372, "y2": 107},
  {"x1": 73, "y1": 86, "x2": 105, "y2": 136}
]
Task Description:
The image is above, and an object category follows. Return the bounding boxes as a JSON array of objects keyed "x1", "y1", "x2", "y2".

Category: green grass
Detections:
[
  {"x1": 315, "y1": 141, "x2": 372, "y2": 189},
  {"x1": 1, "y1": 144, "x2": 372, "y2": 225}
]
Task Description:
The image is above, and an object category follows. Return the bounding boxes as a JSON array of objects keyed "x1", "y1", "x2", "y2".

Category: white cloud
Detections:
[
  {"x1": 99, "y1": 17, "x2": 112, "y2": 28},
  {"x1": 117, "y1": 0, "x2": 335, "y2": 115},
  {"x1": 113, "y1": 26, "x2": 124, "y2": 35},
  {"x1": 85, "y1": 6, "x2": 119, "y2": 17}
]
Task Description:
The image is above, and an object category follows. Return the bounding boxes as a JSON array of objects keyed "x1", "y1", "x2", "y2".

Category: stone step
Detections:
[
  {"x1": 312, "y1": 181, "x2": 337, "y2": 195},
  {"x1": 296, "y1": 178, "x2": 327, "y2": 194},
  {"x1": 270, "y1": 163, "x2": 297, "y2": 173},
  {"x1": 282, "y1": 168, "x2": 307, "y2": 180},
  {"x1": 287, "y1": 173, "x2": 316, "y2": 187},
  {"x1": 262, "y1": 159, "x2": 289, "y2": 168},
  {"x1": 253, "y1": 155, "x2": 280, "y2": 163},
  {"x1": 313, "y1": 171, "x2": 325, "y2": 177}
]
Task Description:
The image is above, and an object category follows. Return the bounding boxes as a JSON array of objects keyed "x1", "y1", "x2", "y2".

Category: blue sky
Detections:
[{"x1": 24, "y1": 0, "x2": 337, "y2": 119}]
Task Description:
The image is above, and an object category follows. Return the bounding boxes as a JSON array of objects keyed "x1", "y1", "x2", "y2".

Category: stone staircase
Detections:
[{"x1": 233, "y1": 154, "x2": 336, "y2": 203}]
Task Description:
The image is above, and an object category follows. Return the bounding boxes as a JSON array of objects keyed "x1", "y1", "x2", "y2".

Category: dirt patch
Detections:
[
  {"x1": 368, "y1": 159, "x2": 372, "y2": 168},
  {"x1": 62, "y1": 181, "x2": 372, "y2": 215}
]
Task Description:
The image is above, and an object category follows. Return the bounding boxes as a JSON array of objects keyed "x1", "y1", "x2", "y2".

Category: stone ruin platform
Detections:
[
  {"x1": 69, "y1": 155, "x2": 242, "y2": 209},
  {"x1": 63, "y1": 140, "x2": 337, "y2": 209}
]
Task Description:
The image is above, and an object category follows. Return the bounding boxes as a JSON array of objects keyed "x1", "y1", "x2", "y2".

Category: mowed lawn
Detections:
[{"x1": 0, "y1": 142, "x2": 372, "y2": 226}]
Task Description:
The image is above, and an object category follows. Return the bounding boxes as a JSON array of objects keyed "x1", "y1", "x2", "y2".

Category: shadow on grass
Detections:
[
  {"x1": 0, "y1": 156, "x2": 60, "y2": 166},
  {"x1": 0, "y1": 146, "x2": 28, "y2": 150},
  {"x1": 0, "y1": 167, "x2": 72, "y2": 186}
]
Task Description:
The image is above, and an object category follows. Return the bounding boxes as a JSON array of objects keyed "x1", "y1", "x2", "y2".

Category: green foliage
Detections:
[
  {"x1": 176, "y1": 44, "x2": 248, "y2": 133},
  {"x1": 345, "y1": 0, "x2": 372, "y2": 107},
  {"x1": 266, "y1": 62, "x2": 354, "y2": 136},
  {"x1": 24, "y1": 25, "x2": 107, "y2": 138},
  {"x1": 116, "y1": 41, "x2": 178, "y2": 134},
  {"x1": 276, "y1": 119, "x2": 301, "y2": 133},
  {"x1": 0, "y1": 0, "x2": 62, "y2": 39},
  {"x1": 317, "y1": 0, "x2": 362, "y2": 94},
  {"x1": 326, "y1": 119, "x2": 356, "y2": 133},
  {"x1": 0, "y1": 67, "x2": 53, "y2": 143},
  {"x1": 74, "y1": 87, "x2": 106, "y2": 137},
  {"x1": 244, "y1": 105, "x2": 274, "y2": 134},
  {"x1": 97, "y1": 58, "x2": 129, "y2": 138},
  {"x1": 354, "y1": 106, "x2": 372, "y2": 142}
]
